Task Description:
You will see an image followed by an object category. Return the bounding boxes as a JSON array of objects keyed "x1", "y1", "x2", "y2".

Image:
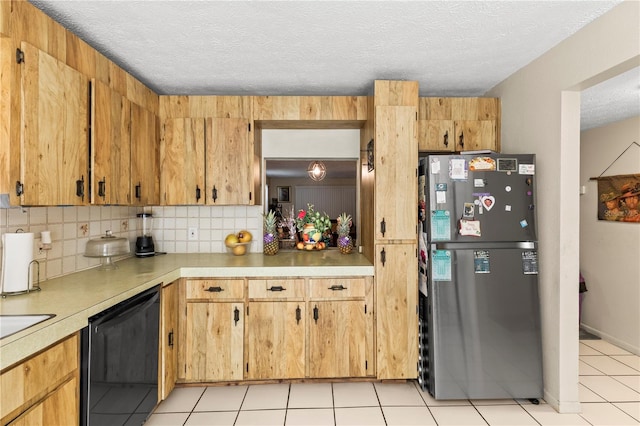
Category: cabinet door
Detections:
[
  {"x1": 309, "y1": 300, "x2": 368, "y2": 378},
  {"x1": 454, "y1": 120, "x2": 497, "y2": 152},
  {"x1": 160, "y1": 118, "x2": 205, "y2": 205},
  {"x1": 205, "y1": 118, "x2": 252, "y2": 205},
  {"x1": 131, "y1": 103, "x2": 160, "y2": 205},
  {"x1": 160, "y1": 281, "x2": 178, "y2": 400},
  {"x1": 1, "y1": 334, "x2": 78, "y2": 424},
  {"x1": 376, "y1": 243, "x2": 418, "y2": 379},
  {"x1": 91, "y1": 80, "x2": 131, "y2": 205},
  {"x1": 418, "y1": 119, "x2": 454, "y2": 152},
  {"x1": 8, "y1": 376, "x2": 78, "y2": 426},
  {"x1": 245, "y1": 302, "x2": 305, "y2": 379},
  {"x1": 374, "y1": 106, "x2": 418, "y2": 241},
  {"x1": 184, "y1": 302, "x2": 243, "y2": 382},
  {"x1": 20, "y1": 42, "x2": 88, "y2": 205}
]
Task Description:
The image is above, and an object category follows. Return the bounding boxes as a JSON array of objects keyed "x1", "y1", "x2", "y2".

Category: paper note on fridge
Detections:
[
  {"x1": 459, "y1": 219, "x2": 481, "y2": 237},
  {"x1": 432, "y1": 250, "x2": 452, "y2": 281},
  {"x1": 431, "y1": 210, "x2": 451, "y2": 240}
]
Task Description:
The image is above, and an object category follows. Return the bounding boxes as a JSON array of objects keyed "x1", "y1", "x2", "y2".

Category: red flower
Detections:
[{"x1": 297, "y1": 210, "x2": 306, "y2": 219}]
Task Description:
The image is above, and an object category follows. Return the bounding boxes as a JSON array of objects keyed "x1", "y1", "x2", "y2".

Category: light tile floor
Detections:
[{"x1": 147, "y1": 339, "x2": 639, "y2": 425}]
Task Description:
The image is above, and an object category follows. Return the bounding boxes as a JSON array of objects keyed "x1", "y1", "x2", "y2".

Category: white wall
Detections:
[
  {"x1": 262, "y1": 129, "x2": 360, "y2": 158},
  {"x1": 580, "y1": 116, "x2": 640, "y2": 353},
  {"x1": 487, "y1": 1, "x2": 640, "y2": 413}
]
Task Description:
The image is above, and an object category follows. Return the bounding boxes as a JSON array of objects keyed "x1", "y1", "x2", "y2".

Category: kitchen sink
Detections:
[{"x1": 0, "y1": 314, "x2": 55, "y2": 339}]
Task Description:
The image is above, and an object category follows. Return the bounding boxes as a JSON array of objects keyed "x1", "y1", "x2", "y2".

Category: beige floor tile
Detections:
[
  {"x1": 145, "y1": 412, "x2": 191, "y2": 426},
  {"x1": 382, "y1": 406, "x2": 436, "y2": 425},
  {"x1": 185, "y1": 411, "x2": 237, "y2": 426},
  {"x1": 241, "y1": 384, "x2": 290, "y2": 410},
  {"x1": 475, "y1": 404, "x2": 538, "y2": 425},
  {"x1": 235, "y1": 409, "x2": 286, "y2": 426},
  {"x1": 429, "y1": 406, "x2": 488, "y2": 425},
  {"x1": 374, "y1": 382, "x2": 426, "y2": 406},
  {"x1": 334, "y1": 407, "x2": 385, "y2": 425},
  {"x1": 579, "y1": 402, "x2": 639, "y2": 425},
  {"x1": 579, "y1": 359, "x2": 606, "y2": 376},
  {"x1": 579, "y1": 342, "x2": 602, "y2": 356},
  {"x1": 613, "y1": 402, "x2": 640, "y2": 422},
  {"x1": 285, "y1": 408, "x2": 335, "y2": 425},
  {"x1": 579, "y1": 383, "x2": 606, "y2": 403},
  {"x1": 416, "y1": 386, "x2": 471, "y2": 406},
  {"x1": 194, "y1": 385, "x2": 247, "y2": 412},
  {"x1": 581, "y1": 355, "x2": 640, "y2": 375},
  {"x1": 154, "y1": 386, "x2": 206, "y2": 413},
  {"x1": 522, "y1": 403, "x2": 590, "y2": 425},
  {"x1": 333, "y1": 382, "x2": 378, "y2": 407},
  {"x1": 581, "y1": 340, "x2": 632, "y2": 356},
  {"x1": 612, "y1": 355, "x2": 640, "y2": 372},
  {"x1": 288, "y1": 383, "x2": 333, "y2": 409},
  {"x1": 613, "y1": 376, "x2": 640, "y2": 393},
  {"x1": 580, "y1": 376, "x2": 640, "y2": 402}
]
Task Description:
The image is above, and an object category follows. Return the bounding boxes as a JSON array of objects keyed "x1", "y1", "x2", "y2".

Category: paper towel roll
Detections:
[{"x1": 1, "y1": 232, "x2": 35, "y2": 293}]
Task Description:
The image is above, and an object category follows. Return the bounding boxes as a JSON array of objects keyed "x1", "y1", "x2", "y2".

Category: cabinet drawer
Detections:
[
  {"x1": 309, "y1": 278, "x2": 365, "y2": 299},
  {"x1": 1, "y1": 334, "x2": 78, "y2": 423},
  {"x1": 186, "y1": 279, "x2": 244, "y2": 300},
  {"x1": 248, "y1": 279, "x2": 305, "y2": 299}
]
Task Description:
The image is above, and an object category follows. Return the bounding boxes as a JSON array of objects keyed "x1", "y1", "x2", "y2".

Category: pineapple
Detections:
[
  {"x1": 263, "y1": 210, "x2": 279, "y2": 255},
  {"x1": 336, "y1": 212, "x2": 353, "y2": 254}
]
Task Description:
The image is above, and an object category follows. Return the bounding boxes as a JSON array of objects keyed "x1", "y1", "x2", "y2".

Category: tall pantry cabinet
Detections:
[{"x1": 372, "y1": 81, "x2": 419, "y2": 380}]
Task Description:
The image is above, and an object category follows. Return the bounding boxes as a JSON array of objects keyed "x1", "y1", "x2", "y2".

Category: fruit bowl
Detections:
[{"x1": 225, "y1": 242, "x2": 251, "y2": 256}]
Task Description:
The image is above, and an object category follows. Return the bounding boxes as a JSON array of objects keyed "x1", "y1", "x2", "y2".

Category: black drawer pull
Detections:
[
  {"x1": 328, "y1": 284, "x2": 347, "y2": 291},
  {"x1": 205, "y1": 286, "x2": 223, "y2": 292},
  {"x1": 268, "y1": 285, "x2": 286, "y2": 292},
  {"x1": 295, "y1": 306, "x2": 301, "y2": 324}
]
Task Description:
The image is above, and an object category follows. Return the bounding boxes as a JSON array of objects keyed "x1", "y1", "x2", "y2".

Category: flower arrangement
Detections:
[{"x1": 295, "y1": 204, "x2": 331, "y2": 233}]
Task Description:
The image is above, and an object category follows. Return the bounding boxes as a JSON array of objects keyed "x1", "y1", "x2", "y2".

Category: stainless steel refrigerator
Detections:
[{"x1": 418, "y1": 153, "x2": 543, "y2": 400}]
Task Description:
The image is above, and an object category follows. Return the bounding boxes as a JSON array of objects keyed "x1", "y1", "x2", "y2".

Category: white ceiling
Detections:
[{"x1": 28, "y1": 0, "x2": 638, "y2": 132}]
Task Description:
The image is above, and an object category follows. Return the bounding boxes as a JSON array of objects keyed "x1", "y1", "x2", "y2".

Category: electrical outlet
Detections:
[{"x1": 188, "y1": 227, "x2": 198, "y2": 241}]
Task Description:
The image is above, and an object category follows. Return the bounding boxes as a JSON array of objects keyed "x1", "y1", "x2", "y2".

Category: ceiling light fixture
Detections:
[{"x1": 307, "y1": 161, "x2": 326, "y2": 181}]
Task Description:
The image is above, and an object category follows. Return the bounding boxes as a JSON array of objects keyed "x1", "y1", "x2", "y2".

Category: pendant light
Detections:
[{"x1": 307, "y1": 161, "x2": 326, "y2": 181}]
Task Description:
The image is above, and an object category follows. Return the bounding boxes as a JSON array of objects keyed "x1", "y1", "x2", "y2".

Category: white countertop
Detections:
[{"x1": 0, "y1": 251, "x2": 374, "y2": 370}]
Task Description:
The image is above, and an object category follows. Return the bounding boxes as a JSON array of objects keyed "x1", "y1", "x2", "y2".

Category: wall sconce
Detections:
[{"x1": 307, "y1": 161, "x2": 326, "y2": 181}]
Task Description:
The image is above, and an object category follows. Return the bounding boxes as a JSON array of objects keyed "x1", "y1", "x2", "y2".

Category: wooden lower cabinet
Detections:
[
  {"x1": 309, "y1": 300, "x2": 367, "y2": 378},
  {"x1": 245, "y1": 301, "x2": 305, "y2": 379},
  {"x1": 0, "y1": 334, "x2": 79, "y2": 425},
  {"x1": 8, "y1": 376, "x2": 78, "y2": 426},
  {"x1": 178, "y1": 276, "x2": 374, "y2": 383},
  {"x1": 160, "y1": 280, "x2": 179, "y2": 400},
  {"x1": 179, "y1": 279, "x2": 245, "y2": 382},
  {"x1": 183, "y1": 301, "x2": 244, "y2": 382}
]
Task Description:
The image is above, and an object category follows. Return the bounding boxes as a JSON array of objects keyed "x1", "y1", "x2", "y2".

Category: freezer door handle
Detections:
[{"x1": 433, "y1": 241, "x2": 536, "y2": 250}]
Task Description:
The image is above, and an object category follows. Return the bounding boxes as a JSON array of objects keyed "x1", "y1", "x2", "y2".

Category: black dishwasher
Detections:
[{"x1": 81, "y1": 285, "x2": 160, "y2": 426}]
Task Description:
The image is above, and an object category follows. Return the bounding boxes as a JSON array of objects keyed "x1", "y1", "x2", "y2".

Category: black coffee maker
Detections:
[{"x1": 135, "y1": 213, "x2": 155, "y2": 257}]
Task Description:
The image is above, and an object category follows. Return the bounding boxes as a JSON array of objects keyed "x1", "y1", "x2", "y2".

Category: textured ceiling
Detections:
[{"x1": 28, "y1": 0, "x2": 637, "y2": 131}]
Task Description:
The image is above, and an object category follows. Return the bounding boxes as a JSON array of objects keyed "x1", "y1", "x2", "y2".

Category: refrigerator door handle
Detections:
[{"x1": 433, "y1": 241, "x2": 536, "y2": 250}]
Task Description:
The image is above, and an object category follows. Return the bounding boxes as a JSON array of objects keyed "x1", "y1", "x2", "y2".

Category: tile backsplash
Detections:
[{"x1": 0, "y1": 205, "x2": 263, "y2": 281}]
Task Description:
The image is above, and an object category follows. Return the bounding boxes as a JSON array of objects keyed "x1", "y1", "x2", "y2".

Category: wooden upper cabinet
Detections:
[
  {"x1": 160, "y1": 118, "x2": 205, "y2": 205},
  {"x1": 131, "y1": 103, "x2": 160, "y2": 206},
  {"x1": 91, "y1": 80, "x2": 131, "y2": 205},
  {"x1": 374, "y1": 105, "x2": 418, "y2": 241},
  {"x1": 205, "y1": 118, "x2": 252, "y2": 205},
  {"x1": 418, "y1": 97, "x2": 500, "y2": 152},
  {"x1": 19, "y1": 42, "x2": 89, "y2": 205}
]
